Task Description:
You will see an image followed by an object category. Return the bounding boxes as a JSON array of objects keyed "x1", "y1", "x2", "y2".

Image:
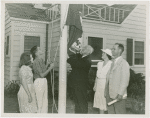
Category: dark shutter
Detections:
[
  {"x1": 127, "y1": 38, "x2": 133, "y2": 66},
  {"x1": 6, "y1": 36, "x2": 9, "y2": 55}
]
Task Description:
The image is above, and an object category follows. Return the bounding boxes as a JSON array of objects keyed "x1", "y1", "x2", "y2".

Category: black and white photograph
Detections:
[{"x1": 1, "y1": 0, "x2": 149, "y2": 116}]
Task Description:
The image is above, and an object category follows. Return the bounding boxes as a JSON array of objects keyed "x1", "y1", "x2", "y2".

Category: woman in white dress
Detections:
[
  {"x1": 93, "y1": 49, "x2": 113, "y2": 114},
  {"x1": 18, "y1": 52, "x2": 37, "y2": 113}
]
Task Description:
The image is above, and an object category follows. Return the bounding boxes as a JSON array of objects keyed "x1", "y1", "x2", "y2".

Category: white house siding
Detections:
[
  {"x1": 48, "y1": 19, "x2": 61, "y2": 71},
  {"x1": 4, "y1": 9, "x2": 11, "y2": 86},
  {"x1": 82, "y1": 5, "x2": 146, "y2": 74},
  {"x1": 11, "y1": 20, "x2": 47, "y2": 80}
]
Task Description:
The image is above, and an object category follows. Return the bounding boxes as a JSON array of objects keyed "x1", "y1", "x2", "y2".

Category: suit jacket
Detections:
[
  {"x1": 67, "y1": 54, "x2": 91, "y2": 88},
  {"x1": 105, "y1": 56, "x2": 130, "y2": 99}
]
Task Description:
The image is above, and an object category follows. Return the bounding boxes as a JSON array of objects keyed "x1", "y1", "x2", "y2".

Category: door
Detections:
[{"x1": 24, "y1": 36, "x2": 40, "y2": 53}]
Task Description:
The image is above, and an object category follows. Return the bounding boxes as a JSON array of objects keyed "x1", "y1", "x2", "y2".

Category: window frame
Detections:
[
  {"x1": 21, "y1": 34, "x2": 42, "y2": 55},
  {"x1": 84, "y1": 33, "x2": 106, "y2": 68},
  {"x1": 24, "y1": 35, "x2": 41, "y2": 53},
  {"x1": 6, "y1": 35, "x2": 10, "y2": 57},
  {"x1": 133, "y1": 40, "x2": 145, "y2": 67}
]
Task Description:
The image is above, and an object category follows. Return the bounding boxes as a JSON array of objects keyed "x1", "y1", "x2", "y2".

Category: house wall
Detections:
[
  {"x1": 11, "y1": 19, "x2": 47, "y2": 80},
  {"x1": 48, "y1": 19, "x2": 61, "y2": 71},
  {"x1": 48, "y1": 19, "x2": 72, "y2": 72},
  {"x1": 82, "y1": 5, "x2": 146, "y2": 74},
  {"x1": 4, "y1": 9, "x2": 11, "y2": 86}
]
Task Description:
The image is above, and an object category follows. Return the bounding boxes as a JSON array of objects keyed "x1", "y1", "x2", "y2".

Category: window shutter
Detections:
[{"x1": 127, "y1": 38, "x2": 133, "y2": 66}]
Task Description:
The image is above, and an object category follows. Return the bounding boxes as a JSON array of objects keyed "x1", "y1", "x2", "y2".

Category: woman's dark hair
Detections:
[
  {"x1": 19, "y1": 52, "x2": 31, "y2": 68},
  {"x1": 30, "y1": 46, "x2": 37, "y2": 60},
  {"x1": 106, "y1": 54, "x2": 112, "y2": 60}
]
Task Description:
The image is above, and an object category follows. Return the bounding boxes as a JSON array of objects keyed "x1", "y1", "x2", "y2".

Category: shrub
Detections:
[
  {"x1": 127, "y1": 69, "x2": 145, "y2": 114},
  {"x1": 4, "y1": 80, "x2": 20, "y2": 98}
]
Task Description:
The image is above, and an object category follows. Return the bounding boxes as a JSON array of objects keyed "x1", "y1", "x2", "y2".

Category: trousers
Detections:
[
  {"x1": 34, "y1": 78, "x2": 48, "y2": 113},
  {"x1": 105, "y1": 83, "x2": 126, "y2": 114},
  {"x1": 71, "y1": 82, "x2": 88, "y2": 114}
]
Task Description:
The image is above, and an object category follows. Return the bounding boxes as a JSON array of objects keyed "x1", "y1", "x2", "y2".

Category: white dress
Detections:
[
  {"x1": 93, "y1": 61, "x2": 112, "y2": 111},
  {"x1": 18, "y1": 65, "x2": 38, "y2": 113}
]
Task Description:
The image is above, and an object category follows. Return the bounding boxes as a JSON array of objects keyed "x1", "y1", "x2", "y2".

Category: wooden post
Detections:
[{"x1": 58, "y1": 4, "x2": 68, "y2": 114}]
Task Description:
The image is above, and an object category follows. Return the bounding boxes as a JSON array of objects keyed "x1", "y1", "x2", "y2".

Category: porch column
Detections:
[{"x1": 58, "y1": 4, "x2": 68, "y2": 114}]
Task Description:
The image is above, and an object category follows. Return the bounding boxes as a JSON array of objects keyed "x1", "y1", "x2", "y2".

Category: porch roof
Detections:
[{"x1": 5, "y1": 3, "x2": 51, "y2": 22}]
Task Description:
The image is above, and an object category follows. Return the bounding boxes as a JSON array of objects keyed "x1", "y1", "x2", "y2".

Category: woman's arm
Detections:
[
  {"x1": 20, "y1": 70, "x2": 32, "y2": 103},
  {"x1": 93, "y1": 77, "x2": 97, "y2": 91},
  {"x1": 39, "y1": 64, "x2": 54, "y2": 78},
  {"x1": 33, "y1": 59, "x2": 54, "y2": 78}
]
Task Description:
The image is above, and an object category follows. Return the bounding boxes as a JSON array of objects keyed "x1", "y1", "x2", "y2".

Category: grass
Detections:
[{"x1": 4, "y1": 94, "x2": 133, "y2": 114}]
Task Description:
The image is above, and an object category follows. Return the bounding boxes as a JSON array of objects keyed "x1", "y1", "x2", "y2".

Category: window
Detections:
[
  {"x1": 134, "y1": 41, "x2": 144, "y2": 65},
  {"x1": 88, "y1": 36, "x2": 103, "y2": 67},
  {"x1": 24, "y1": 36, "x2": 40, "y2": 53},
  {"x1": 6, "y1": 36, "x2": 10, "y2": 55}
]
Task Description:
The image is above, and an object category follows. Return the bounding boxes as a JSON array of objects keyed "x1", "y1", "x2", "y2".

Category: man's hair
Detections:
[
  {"x1": 115, "y1": 43, "x2": 124, "y2": 55},
  {"x1": 81, "y1": 45, "x2": 94, "y2": 55},
  {"x1": 30, "y1": 46, "x2": 38, "y2": 60}
]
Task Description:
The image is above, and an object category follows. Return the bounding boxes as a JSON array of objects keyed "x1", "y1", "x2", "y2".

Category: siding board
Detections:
[
  {"x1": 11, "y1": 20, "x2": 46, "y2": 81},
  {"x1": 82, "y1": 5, "x2": 146, "y2": 74},
  {"x1": 4, "y1": 9, "x2": 11, "y2": 86}
]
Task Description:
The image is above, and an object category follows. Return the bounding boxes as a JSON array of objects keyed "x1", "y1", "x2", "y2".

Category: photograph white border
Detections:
[{"x1": 1, "y1": 0, "x2": 149, "y2": 117}]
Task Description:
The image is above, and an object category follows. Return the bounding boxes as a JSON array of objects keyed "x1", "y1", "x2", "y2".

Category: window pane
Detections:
[
  {"x1": 134, "y1": 53, "x2": 144, "y2": 65},
  {"x1": 135, "y1": 41, "x2": 144, "y2": 52},
  {"x1": 24, "y1": 36, "x2": 40, "y2": 52}
]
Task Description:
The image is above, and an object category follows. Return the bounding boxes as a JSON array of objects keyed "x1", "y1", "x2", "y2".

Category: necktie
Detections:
[{"x1": 110, "y1": 59, "x2": 115, "y2": 72}]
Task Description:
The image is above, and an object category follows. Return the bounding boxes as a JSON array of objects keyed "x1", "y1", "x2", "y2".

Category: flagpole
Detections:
[{"x1": 58, "y1": 4, "x2": 68, "y2": 114}]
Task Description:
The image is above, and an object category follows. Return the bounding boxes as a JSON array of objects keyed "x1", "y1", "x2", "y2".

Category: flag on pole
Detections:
[{"x1": 65, "y1": 4, "x2": 83, "y2": 56}]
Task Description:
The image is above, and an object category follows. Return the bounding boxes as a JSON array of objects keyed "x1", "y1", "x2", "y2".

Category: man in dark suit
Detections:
[{"x1": 67, "y1": 45, "x2": 94, "y2": 114}]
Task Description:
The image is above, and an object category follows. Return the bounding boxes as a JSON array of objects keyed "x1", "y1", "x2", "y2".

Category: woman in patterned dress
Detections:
[
  {"x1": 17, "y1": 52, "x2": 37, "y2": 113},
  {"x1": 30, "y1": 46, "x2": 54, "y2": 113},
  {"x1": 93, "y1": 49, "x2": 112, "y2": 114}
]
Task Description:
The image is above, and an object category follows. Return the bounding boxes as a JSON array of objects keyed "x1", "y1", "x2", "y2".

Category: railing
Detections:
[
  {"x1": 45, "y1": 4, "x2": 60, "y2": 20},
  {"x1": 46, "y1": 4, "x2": 130, "y2": 24},
  {"x1": 82, "y1": 4, "x2": 131, "y2": 24}
]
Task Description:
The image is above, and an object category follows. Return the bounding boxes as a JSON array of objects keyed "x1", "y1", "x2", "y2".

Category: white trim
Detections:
[
  {"x1": 10, "y1": 17, "x2": 50, "y2": 24},
  {"x1": 133, "y1": 40, "x2": 145, "y2": 66},
  {"x1": 83, "y1": 19, "x2": 121, "y2": 27},
  {"x1": 91, "y1": 65, "x2": 97, "y2": 67},
  {"x1": 91, "y1": 60, "x2": 102, "y2": 62},
  {"x1": 84, "y1": 32, "x2": 106, "y2": 49},
  {"x1": 10, "y1": 21, "x2": 14, "y2": 81},
  {"x1": 21, "y1": 34, "x2": 42, "y2": 55}
]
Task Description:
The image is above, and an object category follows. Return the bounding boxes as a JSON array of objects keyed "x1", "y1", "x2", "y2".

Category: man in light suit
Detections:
[{"x1": 105, "y1": 43, "x2": 130, "y2": 114}]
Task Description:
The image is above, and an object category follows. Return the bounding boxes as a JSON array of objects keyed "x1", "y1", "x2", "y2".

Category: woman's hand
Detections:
[
  {"x1": 93, "y1": 86, "x2": 96, "y2": 92},
  {"x1": 50, "y1": 63, "x2": 54, "y2": 69},
  {"x1": 28, "y1": 94, "x2": 32, "y2": 103},
  {"x1": 93, "y1": 84, "x2": 96, "y2": 92},
  {"x1": 48, "y1": 63, "x2": 54, "y2": 71}
]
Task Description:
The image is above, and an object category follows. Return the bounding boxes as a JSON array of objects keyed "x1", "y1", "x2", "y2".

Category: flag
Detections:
[{"x1": 65, "y1": 4, "x2": 83, "y2": 56}]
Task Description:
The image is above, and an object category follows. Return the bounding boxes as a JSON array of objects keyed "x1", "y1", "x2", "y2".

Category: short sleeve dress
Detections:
[
  {"x1": 17, "y1": 65, "x2": 38, "y2": 113},
  {"x1": 93, "y1": 61, "x2": 112, "y2": 111}
]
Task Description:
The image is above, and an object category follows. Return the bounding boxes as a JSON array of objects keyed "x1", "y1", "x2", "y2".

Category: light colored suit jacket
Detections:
[{"x1": 106, "y1": 56, "x2": 130, "y2": 99}]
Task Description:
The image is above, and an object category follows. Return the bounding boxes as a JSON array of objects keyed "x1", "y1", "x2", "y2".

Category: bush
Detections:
[
  {"x1": 4, "y1": 80, "x2": 20, "y2": 98},
  {"x1": 127, "y1": 69, "x2": 145, "y2": 114}
]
